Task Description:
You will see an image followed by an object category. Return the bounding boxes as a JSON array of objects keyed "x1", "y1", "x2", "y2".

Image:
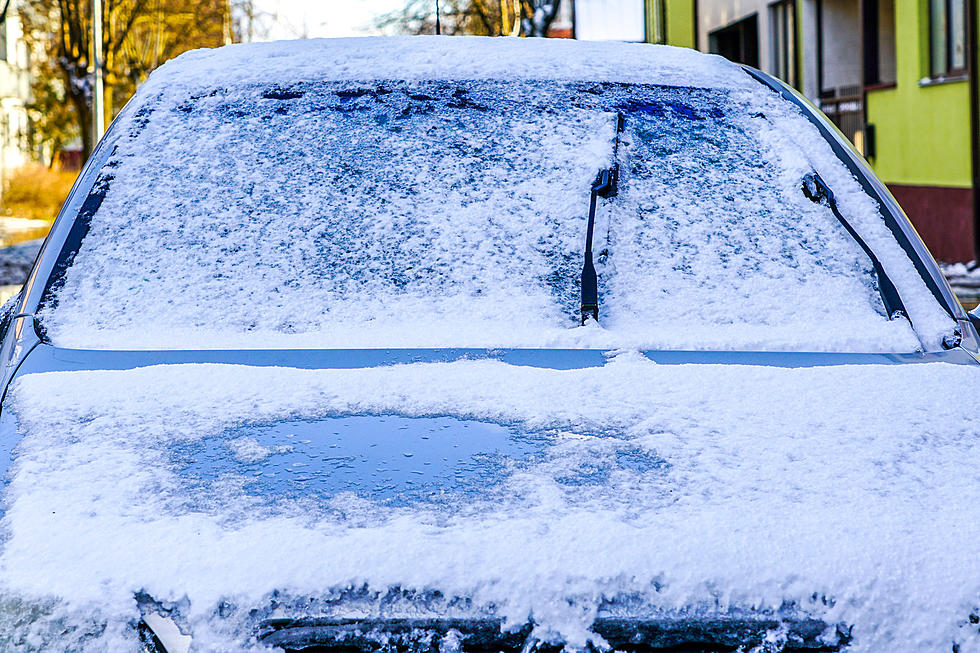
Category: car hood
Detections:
[{"x1": 1, "y1": 348, "x2": 980, "y2": 651}]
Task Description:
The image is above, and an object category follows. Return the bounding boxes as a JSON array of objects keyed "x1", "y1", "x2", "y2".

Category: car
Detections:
[{"x1": 0, "y1": 35, "x2": 978, "y2": 652}]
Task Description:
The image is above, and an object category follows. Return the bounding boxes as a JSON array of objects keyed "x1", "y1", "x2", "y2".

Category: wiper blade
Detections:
[
  {"x1": 802, "y1": 172, "x2": 909, "y2": 322},
  {"x1": 581, "y1": 114, "x2": 624, "y2": 325},
  {"x1": 581, "y1": 167, "x2": 617, "y2": 324}
]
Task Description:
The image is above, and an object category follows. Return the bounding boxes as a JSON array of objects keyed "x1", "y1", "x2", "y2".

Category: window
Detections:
[
  {"x1": 863, "y1": 0, "x2": 896, "y2": 85},
  {"x1": 930, "y1": 0, "x2": 967, "y2": 77},
  {"x1": 769, "y1": 0, "x2": 797, "y2": 87},
  {"x1": 0, "y1": 21, "x2": 8, "y2": 63},
  {"x1": 708, "y1": 14, "x2": 760, "y2": 68}
]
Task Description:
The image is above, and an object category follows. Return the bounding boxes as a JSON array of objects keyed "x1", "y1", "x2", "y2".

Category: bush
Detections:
[{"x1": 2, "y1": 163, "x2": 78, "y2": 222}]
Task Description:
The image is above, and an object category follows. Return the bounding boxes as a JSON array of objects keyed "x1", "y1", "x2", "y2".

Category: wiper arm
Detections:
[
  {"x1": 802, "y1": 172, "x2": 909, "y2": 321},
  {"x1": 581, "y1": 167, "x2": 618, "y2": 323},
  {"x1": 581, "y1": 113, "x2": 624, "y2": 325}
]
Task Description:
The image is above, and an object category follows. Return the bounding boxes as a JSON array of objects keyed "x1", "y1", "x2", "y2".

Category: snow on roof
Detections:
[
  {"x1": 3, "y1": 356, "x2": 980, "y2": 650},
  {"x1": 142, "y1": 36, "x2": 757, "y2": 92}
]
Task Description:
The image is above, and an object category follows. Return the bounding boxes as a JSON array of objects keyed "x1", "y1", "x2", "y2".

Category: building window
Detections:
[
  {"x1": 769, "y1": 0, "x2": 797, "y2": 87},
  {"x1": 645, "y1": 0, "x2": 667, "y2": 44},
  {"x1": 709, "y1": 14, "x2": 760, "y2": 69},
  {"x1": 0, "y1": 22, "x2": 8, "y2": 63},
  {"x1": 930, "y1": 0, "x2": 967, "y2": 77},
  {"x1": 863, "y1": 0, "x2": 896, "y2": 85}
]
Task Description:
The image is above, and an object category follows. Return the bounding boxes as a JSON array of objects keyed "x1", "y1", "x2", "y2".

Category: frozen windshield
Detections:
[{"x1": 38, "y1": 80, "x2": 939, "y2": 351}]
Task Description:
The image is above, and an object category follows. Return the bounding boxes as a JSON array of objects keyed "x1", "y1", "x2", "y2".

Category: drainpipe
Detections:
[
  {"x1": 693, "y1": 0, "x2": 700, "y2": 50},
  {"x1": 970, "y1": 0, "x2": 980, "y2": 261}
]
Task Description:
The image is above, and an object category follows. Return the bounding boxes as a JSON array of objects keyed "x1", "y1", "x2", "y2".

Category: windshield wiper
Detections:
[
  {"x1": 582, "y1": 167, "x2": 617, "y2": 323},
  {"x1": 802, "y1": 172, "x2": 909, "y2": 322},
  {"x1": 581, "y1": 114, "x2": 624, "y2": 325}
]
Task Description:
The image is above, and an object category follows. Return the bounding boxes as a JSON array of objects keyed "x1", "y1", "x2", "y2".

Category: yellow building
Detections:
[{"x1": 648, "y1": 0, "x2": 977, "y2": 263}]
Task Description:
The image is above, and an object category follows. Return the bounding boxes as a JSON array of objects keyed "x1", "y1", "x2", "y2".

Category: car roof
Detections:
[{"x1": 142, "y1": 35, "x2": 758, "y2": 92}]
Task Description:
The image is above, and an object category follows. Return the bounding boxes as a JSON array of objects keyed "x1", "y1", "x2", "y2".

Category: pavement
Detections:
[
  {"x1": 941, "y1": 262, "x2": 980, "y2": 312},
  {"x1": 0, "y1": 238, "x2": 43, "y2": 303}
]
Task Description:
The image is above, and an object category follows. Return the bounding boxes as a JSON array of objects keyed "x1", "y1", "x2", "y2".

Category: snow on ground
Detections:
[
  {"x1": 940, "y1": 261, "x2": 980, "y2": 310},
  {"x1": 2, "y1": 356, "x2": 980, "y2": 650},
  {"x1": 943, "y1": 261, "x2": 980, "y2": 292},
  {"x1": 37, "y1": 38, "x2": 954, "y2": 351},
  {"x1": 0, "y1": 238, "x2": 42, "y2": 286}
]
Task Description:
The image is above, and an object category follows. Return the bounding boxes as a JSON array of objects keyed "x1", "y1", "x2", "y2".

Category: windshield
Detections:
[{"x1": 37, "y1": 80, "x2": 937, "y2": 351}]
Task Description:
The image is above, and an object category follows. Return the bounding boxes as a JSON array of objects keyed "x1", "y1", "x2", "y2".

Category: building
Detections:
[
  {"x1": 0, "y1": 7, "x2": 31, "y2": 194},
  {"x1": 861, "y1": 0, "x2": 974, "y2": 263},
  {"x1": 649, "y1": 0, "x2": 976, "y2": 264},
  {"x1": 645, "y1": 0, "x2": 697, "y2": 47},
  {"x1": 570, "y1": 0, "x2": 695, "y2": 45}
]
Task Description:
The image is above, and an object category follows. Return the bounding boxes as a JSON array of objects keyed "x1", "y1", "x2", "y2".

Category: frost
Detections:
[
  {"x1": 225, "y1": 436, "x2": 291, "y2": 463},
  {"x1": 38, "y1": 63, "x2": 952, "y2": 351}
]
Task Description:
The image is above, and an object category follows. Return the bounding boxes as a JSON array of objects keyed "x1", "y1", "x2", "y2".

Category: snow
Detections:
[
  {"x1": 2, "y1": 356, "x2": 980, "y2": 650},
  {"x1": 226, "y1": 436, "x2": 291, "y2": 463},
  {"x1": 942, "y1": 260, "x2": 980, "y2": 290},
  {"x1": 141, "y1": 36, "x2": 756, "y2": 92},
  {"x1": 36, "y1": 38, "x2": 955, "y2": 351}
]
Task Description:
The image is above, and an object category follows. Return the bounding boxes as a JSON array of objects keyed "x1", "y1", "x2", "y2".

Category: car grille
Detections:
[{"x1": 257, "y1": 616, "x2": 851, "y2": 652}]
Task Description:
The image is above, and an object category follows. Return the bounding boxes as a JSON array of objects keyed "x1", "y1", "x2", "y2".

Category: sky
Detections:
[{"x1": 258, "y1": 0, "x2": 408, "y2": 39}]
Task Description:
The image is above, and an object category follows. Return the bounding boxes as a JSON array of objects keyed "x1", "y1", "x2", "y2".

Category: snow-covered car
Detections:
[{"x1": 0, "y1": 36, "x2": 978, "y2": 652}]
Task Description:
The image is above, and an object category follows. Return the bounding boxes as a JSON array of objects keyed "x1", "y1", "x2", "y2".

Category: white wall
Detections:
[
  {"x1": 0, "y1": 13, "x2": 31, "y2": 189},
  {"x1": 574, "y1": 0, "x2": 645, "y2": 41}
]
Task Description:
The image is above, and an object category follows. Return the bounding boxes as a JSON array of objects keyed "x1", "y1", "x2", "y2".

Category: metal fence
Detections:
[{"x1": 819, "y1": 85, "x2": 864, "y2": 151}]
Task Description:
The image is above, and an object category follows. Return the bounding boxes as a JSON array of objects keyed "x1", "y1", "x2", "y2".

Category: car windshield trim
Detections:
[{"x1": 12, "y1": 341, "x2": 978, "y2": 376}]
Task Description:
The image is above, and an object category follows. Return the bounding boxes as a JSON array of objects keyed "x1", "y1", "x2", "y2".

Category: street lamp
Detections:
[{"x1": 92, "y1": 0, "x2": 105, "y2": 143}]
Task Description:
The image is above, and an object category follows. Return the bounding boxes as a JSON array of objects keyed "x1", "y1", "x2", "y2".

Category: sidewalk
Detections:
[
  {"x1": 0, "y1": 238, "x2": 44, "y2": 303},
  {"x1": 941, "y1": 262, "x2": 980, "y2": 312}
]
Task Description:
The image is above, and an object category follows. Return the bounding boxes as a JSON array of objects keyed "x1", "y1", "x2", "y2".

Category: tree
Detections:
[
  {"x1": 229, "y1": 0, "x2": 275, "y2": 42},
  {"x1": 520, "y1": 0, "x2": 561, "y2": 37},
  {"x1": 20, "y1": 0, "x2": 230, "y2": 162},
  {"x1": 378, "y1": 0, "x2": 561, "y2": 37}
]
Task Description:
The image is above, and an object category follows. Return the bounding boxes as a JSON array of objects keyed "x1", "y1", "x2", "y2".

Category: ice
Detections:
[{"x1": 1, "y1": 356, "x2": 980, "y2": 650}]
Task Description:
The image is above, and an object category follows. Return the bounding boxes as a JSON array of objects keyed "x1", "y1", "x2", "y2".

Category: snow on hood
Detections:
[
  {"x1": 2, "y1": 355, "x2": 980, "y2": 650},
  {"x1": 142, "y1": 36, "x2": 757, "y2": 93}
]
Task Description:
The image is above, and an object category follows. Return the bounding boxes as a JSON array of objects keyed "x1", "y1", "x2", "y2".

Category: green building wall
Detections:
[
  {"x1": 665, "y1": 0, "x2": 696, "y2": 48},
  {"x1": 863, "y1": 0, "x2": 975, "y2": 261},
  {"x1": 865, "y1": 0, "x2": 971, "y2": 188},
  {"x1": 645, "y1": 0, "x2": 696, "y2": 48}
]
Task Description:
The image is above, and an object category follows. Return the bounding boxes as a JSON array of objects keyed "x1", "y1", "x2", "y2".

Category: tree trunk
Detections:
[
  {"x1": 521, "y1": 0, "x2": 561, "y2": 37},
  {"x1": 66, "y1": 76, "x2": 92, "y2": 160}
]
